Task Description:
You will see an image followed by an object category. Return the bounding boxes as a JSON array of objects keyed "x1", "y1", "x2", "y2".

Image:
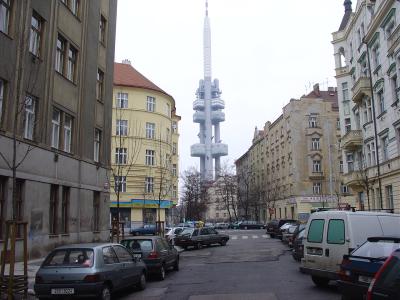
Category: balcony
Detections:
[
  {"x1": 211, "y1": 111, "x2": 225, "y2": 123},
  {"x1": 335, "y1": 66, "x2": 349, "y2": 77},
  {"x1": 193, "y1": 99, "x2": 205, "y2": 110},
  {"x1": 191, "y1": 143, "x2": 206, "y2": 157},
  {"x1": 351, "y1": 77, "x2": 371, "y2": 104},
  {"x1": 341, "y1": 130, "x2": 363, "y2": 150},
  {"x1": 211, "y1": 98, "x2": 225, "y2": 109},
  {"x1": 309, "y1": 172, "x2": 324, "y2": 180},
  {"x1": 211, "y1": 143, "x2": 228, "y2": 157},
  {"x1": 342, "y1": 170, "x2": 364, "y2": 192},
  {"x1": 193, "y1": 111, "x2": 205, "y2": 123}
]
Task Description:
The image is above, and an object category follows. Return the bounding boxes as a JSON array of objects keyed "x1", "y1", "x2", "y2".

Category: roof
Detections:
[
  {"x1": 114, "y1": 62, "x2": 174, "y2": 100},
  {"x1": 303, "y1": 89, "x2": 339, "y2": 110}
]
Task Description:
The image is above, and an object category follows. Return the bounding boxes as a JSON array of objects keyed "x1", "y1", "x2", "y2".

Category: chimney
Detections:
[
  {"x1": 313, "y1": 83, "x2": 320, "y2": 96},
  {"x1": 122, "y1": 59, "x2": 131, "y2": 65}
]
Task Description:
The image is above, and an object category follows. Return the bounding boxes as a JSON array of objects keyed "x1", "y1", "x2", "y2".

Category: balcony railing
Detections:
[
  {"x1": 341, "y1": 130, "x2": 363, "y2": 150},
  {"x1": 342, "y1": 170, "x2": 364, "y2": 192},
  {"x1": 351, "y1": 77, "x2": 371, "y2": 104}
]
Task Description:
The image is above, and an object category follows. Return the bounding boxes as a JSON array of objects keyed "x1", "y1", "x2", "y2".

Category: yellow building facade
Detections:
[{"x1": 111, "y1": 61, "x2": 180, "y2": 229}]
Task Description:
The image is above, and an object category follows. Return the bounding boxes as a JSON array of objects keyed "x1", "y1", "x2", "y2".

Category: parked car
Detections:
[
  {"x1": 121, "y1": 236, "x2": 179, "y2": 281},
  {"x1": 174, "y1": 227, "x2": 229, "y2": 249},
  {"x1": 266, "y1": 219, "x2": 297, "y2": 238},
  {"x1": 34, "y1": 243, "x2": 147, "y2": 299},
  {"x1": 215, "y1": 223, "x2": 230, "y2": 229},
  {"x1": 238, "y1": 220, "x2": 265, "y2": 230},
  {"x1": 367, "y1": 248, "x2": 400, "y2": 300},
  {"x1": 277, "y1": 222, "x2": 298, "y2": 240},
  {"x1": 288, "y1": 223, "x2": 306, "y2": 248},
  {"x1": 292, "y1": 228, "x2": 306, "y2": 262},
  {"x1": 337, "y1": 236, "x2": 400, "y2": 300},
  {"x1": 130, "y1": 224, "x2": 156, "y2": 236},
  {"x1": 204, "y1": 222, "x2": 215, "y2": 228},
  {"x1": 229, "y1": 221, "x2": 241, "y2": 229},
  {"x1": 301, "y1": 211, "x2": 400, "y2": 287},
  {"x1": 282, "y1": 224, "x2": 298, "y2": 244},
  {"x1": 165, "y1": 227, "x2": 185, "y2": 245}
]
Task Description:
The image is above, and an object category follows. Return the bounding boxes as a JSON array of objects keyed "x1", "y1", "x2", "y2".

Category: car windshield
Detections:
[
  {"x1": 122, "y1": 239, "x2": 153, "y2": 251},
  {"x1": 43, "y1": 249, "x2": 94, "y2": 268},
  {"x1": 179, "y1": 228, "x2": 194, "y2": 236},
  {"x1": 298, "y1": 229, "x2": 306, "y2": 239},
  {"x1": 352, "y1": 240, "x2": 400, "y2": 258},
  {"x1": 288, "y1": 226, "x2": 297, "y2": 233}
]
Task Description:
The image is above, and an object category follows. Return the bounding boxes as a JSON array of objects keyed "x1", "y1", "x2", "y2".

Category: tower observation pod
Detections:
[{"x1": 190, "y1": 0, "x2": 228, "y2": 181}]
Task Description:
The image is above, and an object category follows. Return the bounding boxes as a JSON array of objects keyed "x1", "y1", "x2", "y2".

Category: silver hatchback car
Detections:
[{"x1": 34, "y1": 243, "x2": 147, "y2": 299}]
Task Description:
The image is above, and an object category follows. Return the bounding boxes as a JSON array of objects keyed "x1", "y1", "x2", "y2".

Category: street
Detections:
[{"x1": 117, "y1": 229, "x2": 341, "y2": 300}]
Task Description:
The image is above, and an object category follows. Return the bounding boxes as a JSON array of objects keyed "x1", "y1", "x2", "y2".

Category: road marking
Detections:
[
  {"x1": 242, "y1": 236, "x2": 248, "y2": 239},
  {"x1": 231, "y1": 236, "x2": 238, "y2": 240},
  {"x1": 262, "y1": 235, "x2": 269, "y2": 238},
  {"x1": 252, "y1": 235, "x2": 258, "y2": 239}
]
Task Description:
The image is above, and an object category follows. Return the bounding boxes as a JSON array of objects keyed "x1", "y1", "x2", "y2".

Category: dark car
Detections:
[
  {"x1": 238, "y1": 220, "x2": 265, "y2": 230},
  {"x1": 121, "y1": 236, "x2": 179, "y2": 281},
  {"x1": 34, "y1": 243, "x2": 147, "y2": 299},
  {"x1": 292, "y1": 228, "x2": 305, "y2": 262},
  {"x1": 266, "y1": 219, "x2": 296, "y2": 238},
  {"x1": 367, "y1": 248, "x2": 400, "y2": 300},
  {"x1": 130, "y1": 224, "x2": 156, "y2": 236},
  {"x1": 174, "y1": 227, "x2": 229, "y2": 250},
  {"x1": 338, "y1": 236, "x2": 400, "y2": 300},
  {"x1": 288, "y1": 223, "x2": 306, "y2": 248}
]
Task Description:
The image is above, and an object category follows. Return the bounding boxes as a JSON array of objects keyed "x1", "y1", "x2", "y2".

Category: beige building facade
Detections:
[
  {"x1": 111, "y1": 61, "x2": 180, "y2": 229},
  {"x1": 0, "y1": 0, "x2": 117, "y2": 258},
  {"x1": 332, "y1": 0, "x2": 400, "y2": 214},
  {"x1": 236, "y1": 85, "x2": 355, "y2": 222}
]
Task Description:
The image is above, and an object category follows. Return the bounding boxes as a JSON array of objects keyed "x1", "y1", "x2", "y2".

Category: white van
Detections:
[{"x1": 300, "y1": 210, "x2": 400, "y2": 287}]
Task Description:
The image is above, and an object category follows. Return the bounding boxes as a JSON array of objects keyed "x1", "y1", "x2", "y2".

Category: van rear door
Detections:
[
  {"x1": 324, "y1": 218, "x2": 347, "y2": 273},
  {"x1": 305, "y1": 218, "x2": 327, "y2": 270}
]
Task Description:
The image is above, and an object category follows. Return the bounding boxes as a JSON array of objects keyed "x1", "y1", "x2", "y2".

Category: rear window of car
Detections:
[
  {"x1": 352, "y1": 240, "x2": 400, "y2": 258},
  {"x1": 180, "y1": 228, "x2": 194, "y2": 236},
  {"x1": 374, "y1": 255, "x2": 400, "y2": 289},
  {"x1": 307, "y1": 219, "x2": 325, "y2": 243},
  {"x1": 122, "y1": 239, "x2": 153, "y2": 251},
  {"x1": 43, "y1": 249, "x2": 94, "y2": 268}
]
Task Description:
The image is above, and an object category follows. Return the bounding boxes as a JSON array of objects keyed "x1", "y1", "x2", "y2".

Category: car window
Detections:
[
  {"x1": 200, "y1": 228, "x2": 209, "y2": 235},
  {"x1": 113, "y1": 245, "x2": 133, "y2": 263},
  {"x1": 43, "y1": 249, "x2": 94, "y2": 267},
  {"x1": 135, "y1": 240, "x2": 153, "y2": 251},
  {"x1": 160, "y1": 238, "x2": 171, "y2": 249},
  {"x1": 307, "y1": 219, "x2": 325, "y2": 243},
  {"x1": 155, "y1": 239, "x2": 165, "y2": 251},
  {"x1": 209, "y1": 228, "x2": 217, "y2": 234},
  {"x1": 352, "y1": 240, "x2": 400, "y2": 258},
  {"x1": 121, "y1": 239, "x2": 143, "y2": 251},
  {"x1": 175, "y1": 228, "x2": 183, "y2": 234},
  {"x1": 375, "y1": 255, "x2": 400, "y2": 289},
  {"x1": 102, "y1": 246, "x2": 119, "y2": 264},
  {"x1": 192, "y1": 229, "x2": 199, "y2": 236},
  {"x1": 327, "y1": 219, "x2": 345, "y2": 244}
]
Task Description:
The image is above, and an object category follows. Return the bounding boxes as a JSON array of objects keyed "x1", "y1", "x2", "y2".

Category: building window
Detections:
[
  {"x1": 385, "y1": 185, "x2": 394, "y2": 209},
  {"x1": 94, "y1": 129, "x2": 101, "y2": 162},
  {"x1": 363, "y1": 98, "x2": 372, "y2": 123},
  {"x1": 116, "y1": 119, "x2": 128, "y2": 136},
  {"x1": 339, "y1": 160, "x2": 343, "y2": 173},
  {"x1": 29, "y1": 12, "x2": 43, "y2": 57},
  {"x1": 96, "y1": 69, "x2": 104, "y2": 101},
  {"x1": 0, "y1": 177, "x2": 6, "y2": 239},
  {"x1": 146, "y1": 96, "x2": 155, "y2": 112},
  {"x1": 312, "y1": 160, "x2": 321, "y2": 173},
  {"x1": 172, "y1": 121, "x2": 177, "y2": 133},
  {"x1": 114, "y1": 176, "x2": 126, "y2": 193},
  {"x1": 371, "y1": 142, "x2": 376, "y2": 165},
  {"x1": 0, "y1": 79, "x2": 4, "y2": 123},
  {"x1": 51, "y1": 108, "x2": 60, "y2": 148},
  {"x1": 172, "y1": 142, "x2": 177, "y2": 155},
  {"x1": 344, "y1": 118, "x2": 351, "y2": 133},
  {"x1": 93, "y1": 191, "x2": 100, "y2": 232},
  {"x1": 165, "y1": 103, "x2": 170, "y2": 117},
  {"x1": 172, "y1": 164, "x2": 177, "y2": 177},
  {"x1": 145, "y1": 149, "x2": 155, "y2": 166},
  {"x1": 23, "y1": 95, "x2": 36, "y2": 140},
  {"x1": 311, "y1": 138, "x2": 320, "y2": 150},
  {"x1": 372, "y1": 43, "x2": 380, "y2": 68},
  {"x1": 99, "y1": 15, "x2": 106, "y2": 44},
  {"x1": 49, "y1": 185, "x2": 59, "y2": 235},
  {"x1": 313, "y1": 182, "x2": 322, "y2": 194},
  {"x1": 55, "y1": 35, "x2": 66, "y2": 74},
  {"x1": 66, "y1": 46, "x2": 77, "y2": 82},
  {"x1": 63, "y1": 114, "x2": 72, "y2": 153},
  {"x1": 340, "y1": 183, "x2": 349, "y2": 194},
  {"x1": 391, "y1": 74, "x2": 398, "y2": 103},
  {"x1": 336, "y1": 118, "x2": 340, "y2": 130},
  {"x1": 344, "y1": 100, "x2": 350, "y2": 115},
  {"x1": 61, "y1": 186, "x2": 69, "y2": 234},
  {"x1": 145, "y1": 177, "x2": 154, "y2": 193},
  {"x1": 366, "y1": 144, "x2": 372, "y2": 166},
  {"x1": 342, "y1": 82, "x2": 349, "y2": 101},
  {"x1": 377, "y1": 90, "x2": 385, "y2": 114},
  {"x1": 62, "y1": 0, "x2": 80, "y2": 17},
  {"x1": 172, "y1": 185, "x2": 177, "y2": 198},
  {"x1": 115, "y1": 148, "x2": 127, "y2": 164},
  {"x1": 382, "y1": 136, "x2": 389, "y2": 161},
  {"x1": 116, "y1": 92, "x2": 128, "y2": 108},
  {"x1": 0, "y1": 0, "x2": 11, "y2": 34},
  {"x1": 346, "y1": 153, "x2": 354, "y2": 172},
  {"x1": 146, "y1": 122, "x2": 155, "y2": 139},
  {"x1": 309, "y1": 116, "x2": 317, "y2": 128}
]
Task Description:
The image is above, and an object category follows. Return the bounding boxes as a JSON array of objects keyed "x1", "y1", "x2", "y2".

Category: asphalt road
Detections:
[{"x1": 117, "y1": 229, "x2": 341, "y2": 300}]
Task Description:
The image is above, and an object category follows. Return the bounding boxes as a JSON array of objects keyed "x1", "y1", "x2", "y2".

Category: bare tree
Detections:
[
  {"x1": 236, "y1": 168, "x2": 254, "y2": 220},
  {"x1": 214, "y1": 165, "x2": 238, "y2": 222},
  {"x1": 181, "y1": 168, "x2": 208, "y2": 221}
]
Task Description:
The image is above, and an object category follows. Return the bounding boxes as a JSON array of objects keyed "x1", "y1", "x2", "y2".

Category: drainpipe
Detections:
[{"x1": 363, "y1": 39, "x2": 384, "y2": 209}]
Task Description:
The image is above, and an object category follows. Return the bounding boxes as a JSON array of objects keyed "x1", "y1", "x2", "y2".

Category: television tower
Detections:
[{"x1": 191, "y1": 0, "x2": 228, "y2": 181}]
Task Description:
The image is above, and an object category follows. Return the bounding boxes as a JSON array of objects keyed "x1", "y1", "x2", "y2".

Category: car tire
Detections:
[
  {"x1": 220, "y1": 239, "x2": 227, "y2": 246},
  {"x1": 196, "y1": 242, "x2": 202, "y2": 249},
  {"x1": 173, "y1": 258, "x2": 179, "y2": 271},
  {"x1": 100, "y1": 284, "x2": 111, "y2": 300},
  {"x1": 311, "y1": 276, "x2": 330, "y2": 287},
  {"x1": 137, "y1": 272, "x2": 146, "y2": 290},
  {"x1": 159, "y1": 265, "x2": 166, "y2": 280}
]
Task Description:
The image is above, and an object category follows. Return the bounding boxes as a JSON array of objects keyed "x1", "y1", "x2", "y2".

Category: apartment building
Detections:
[
  {"x1": 111, "y1": 61, "x2": 180, "y2": 229},
  {"x1": 236, "y1": 85, "x2": 353, "y2": 222},
  {"x1": 332, "y1": 0, "x2": 400, "y2": 213},
  {"x1": 0, "y1": 0, "x2": 117, "y2": 258}
]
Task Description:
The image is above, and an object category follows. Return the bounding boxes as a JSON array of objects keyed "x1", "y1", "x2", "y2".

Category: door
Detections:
[
  {"x1": 156, "y1": 239, "x2": 169, "y2": 265},
  {"x1": 160, "y1": 238, "x2": 175, "y2": 267},
  {"x1": 113, "y1": 245, "x2": 139, "y2": 285},
  {"x1": 304, "y1": 218, "x2": 326, "y2": 270},
  {"x1": 200, "y1": 228, "x2": 210, "y2": 245},
  {"x1": 208, "y1": 228, "x2": 219, "y2": 244},
  {"x1": 102, "y1": 246, "x2": 123, "y2": 290},
  {"x1": 325, "y1": 218, "x2": 347, "y2": 273}
]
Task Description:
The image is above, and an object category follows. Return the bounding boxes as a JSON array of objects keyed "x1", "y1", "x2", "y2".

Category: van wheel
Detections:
[{"x1": 311, "y1": 276, "x2": 329, "y2": 287}]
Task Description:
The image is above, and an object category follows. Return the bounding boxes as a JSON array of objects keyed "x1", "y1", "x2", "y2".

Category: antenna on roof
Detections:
[{"x1": 205, "y1": 0, "x2": 208, "y2": 16}]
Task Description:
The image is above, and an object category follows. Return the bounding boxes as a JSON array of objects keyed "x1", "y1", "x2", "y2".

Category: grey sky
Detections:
[{"x1": 115, "y1": 0, "x2": 345, "y2": 174}]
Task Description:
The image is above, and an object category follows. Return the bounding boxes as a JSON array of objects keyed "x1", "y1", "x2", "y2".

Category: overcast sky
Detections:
[{"x1": 115, "y1": 0, "x2": 346, "y2": 174}]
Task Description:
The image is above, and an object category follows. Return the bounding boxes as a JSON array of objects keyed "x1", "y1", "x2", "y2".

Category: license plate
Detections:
[
  {"x1": 51, "y1": 288, "x2": 74, "y2": 295},
  {"x1": 133, "y1": 253, "x2": 142, "y2": 259},
  {"x1": 358, "y1": 275, "x2": 372, "y2": 284}
]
